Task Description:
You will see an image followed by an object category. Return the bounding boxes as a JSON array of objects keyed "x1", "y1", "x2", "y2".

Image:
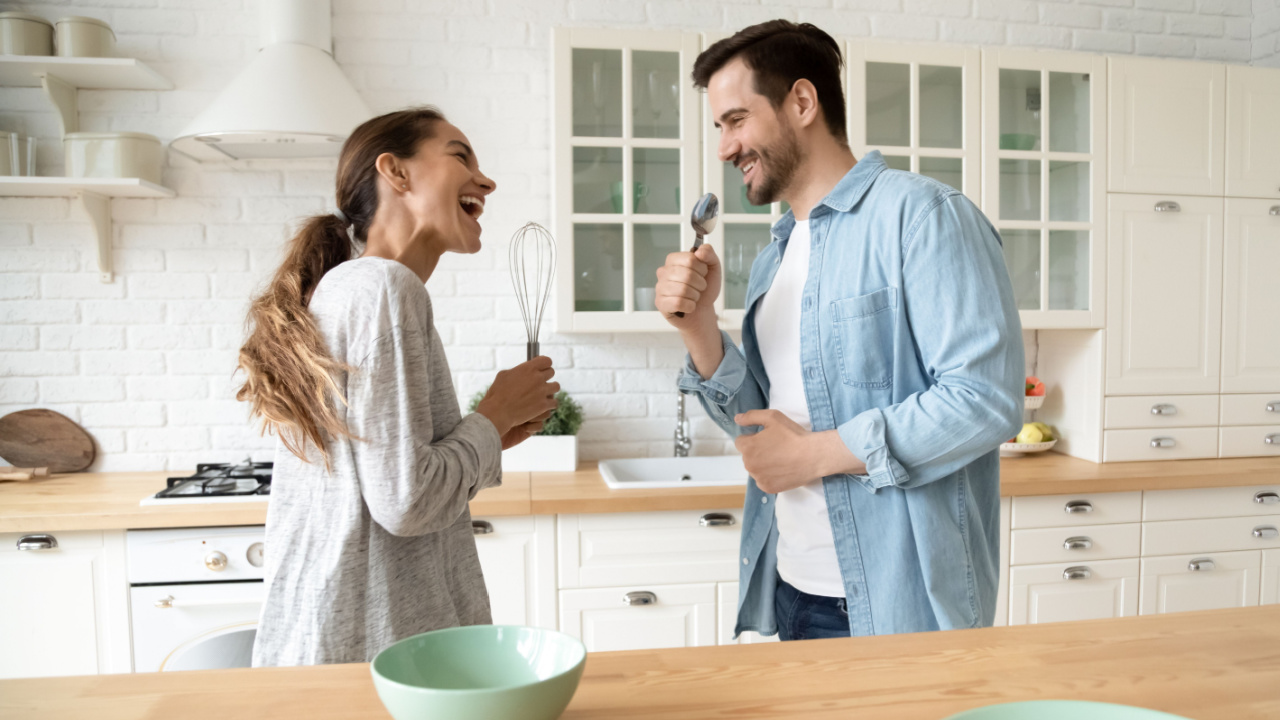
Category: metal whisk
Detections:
[{"x1": 509, "y1": 222, "x2": 557, "y2": 360}]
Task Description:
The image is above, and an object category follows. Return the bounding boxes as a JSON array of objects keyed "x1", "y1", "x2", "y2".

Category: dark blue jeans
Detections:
[{"x1": 774, "y1": 576, "x2": 852, "y2": 641}]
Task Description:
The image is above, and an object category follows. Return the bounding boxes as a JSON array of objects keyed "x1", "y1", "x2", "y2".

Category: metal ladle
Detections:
[{"x1": 674, "y1": 192, "x2": 719, "y2": 318}]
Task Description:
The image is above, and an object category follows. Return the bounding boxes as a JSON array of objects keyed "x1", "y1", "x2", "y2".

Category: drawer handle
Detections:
[
  {"x1": 1271, "y1": 206, "x2": 1280, "y2": 216},
  {"x1": 1266, "y1": 434, "x2": 1279, "y2": 446},
  {"x1": 1149, "y1": 403, "x2": 1177, "y2": 416},
  {"x1": 1150, "y1": 437, "x2": 1177, "y2": 449},
  {"x1": 1064, "y1": 500, "x2": 1093, "y2": 515},
  {"x1": 1063, "y1": 566, "x2": 1092, "y2": 581},
  {"x1": 471, "y1": 520, "x2": 494, "y2": 535},
  {"x1": 155, "y1": 595, "x2": 173, "y2": 609},
  {"x1": 16, "y1": 534, "x2": 58, "y2": 551},
  {"x1": 1254, "y1": 526, "x2": 1279, "y2": 540},
  {"x1": 1187, "y1": 558, "x2": 1216, "y2": 572},
  {"x1": 1266, "y1": 402, "x2": 1278, "y2": 413},
  {"x1": 1063, "y1": 536, "x2": 1093, "y2": 551},
  {"x1": 699, "y1": 512, "x2": 736, "y2": 527},
  {"x1": 1254, "y1": 492, "x2": 1280, "y2": 505},
  {"x1": 624, "y1": 591, "x2": 657, "y2": 606},
  {"x1": 1154, "y1": 201, "x2": 1181, "y2": 213}
]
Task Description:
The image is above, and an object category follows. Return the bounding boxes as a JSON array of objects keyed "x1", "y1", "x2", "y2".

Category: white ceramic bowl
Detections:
[
  {"x1": 1000, "y1": 439, "x2": 1057, "y2": 457},
  {"x1": 64, "y1": 131, "x2": 163, "y2": 184},
  {"x1": 1024, "y1": 395, "x2": 1045, "y2": 410}
]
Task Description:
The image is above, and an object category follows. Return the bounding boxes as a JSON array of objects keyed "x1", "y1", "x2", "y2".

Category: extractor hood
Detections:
[{"x1": 170, "y1": 0, "x2": 371, "y2": 161}]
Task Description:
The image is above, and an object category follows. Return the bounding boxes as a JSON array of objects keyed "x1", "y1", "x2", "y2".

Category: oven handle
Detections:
[{"x1": 154, "y1": 595, "x2": 262, "y2": 609}]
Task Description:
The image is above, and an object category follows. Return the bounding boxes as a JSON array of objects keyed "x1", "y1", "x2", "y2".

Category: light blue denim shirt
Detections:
[{"x1": 679, "y1": 151, "x2": 1024, "y2": 638}]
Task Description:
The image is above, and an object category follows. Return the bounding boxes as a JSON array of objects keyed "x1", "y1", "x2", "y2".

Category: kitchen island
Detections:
[{"x1": 2, "y1": 605, "x2": 1278, "y2": 719}]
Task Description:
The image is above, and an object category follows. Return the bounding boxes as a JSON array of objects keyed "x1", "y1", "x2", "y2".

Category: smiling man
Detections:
[{"x1": 655, "y1": 21, "x2": 1024, "y2": 642}]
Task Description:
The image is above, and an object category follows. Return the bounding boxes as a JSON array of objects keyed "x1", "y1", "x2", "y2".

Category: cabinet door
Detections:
[
  {"x1": 1108, "y1": 56, "x2": 1225, "y2": 196},
  {"x1": 1139, "y1": 551, "x2": 1261, "y2": 615},
  {"x1": 1221, "y1": 199, "x2": 1280, "y2": 393},
  {"x1": 0, "y1": 532, "x2": 102, "y2": 678},
  {"x1": 995, "y1": 497, "x2": 1010, "y2": 627},
  {"x1": 473, "y1": 515, "x2": 557, "y2": 629},
  {"x1": 557, "y1": 510, "x2": 741, "y2": 589},
  {"x1": 1225, "y1": 66, "x2": 1280, "y2": 200},
  {"x1": 716, "y1": 582, "x2": 778, "y2": 645},
  {"x1": 1263, "y1": 549, "x2": 1280, "y2": 605},
  {"x1": 559, "y1": 583, "x2": 716, "y2": 652},
  {"x1": 1009, "y1": 558, "x2": 1139, "y2": 625},
  {"x1": 1106, "y1": 193, "x2": 1224, "y2": 396}
]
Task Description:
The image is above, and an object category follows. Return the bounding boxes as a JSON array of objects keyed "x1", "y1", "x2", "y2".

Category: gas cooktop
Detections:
[{"x1": 139, "y1": 460, "x2": 272, "y2": 506}]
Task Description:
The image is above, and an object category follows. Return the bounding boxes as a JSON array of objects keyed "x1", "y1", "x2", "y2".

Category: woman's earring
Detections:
[{"x1": 401, "y1": 184, "x2": 408, "y2": 190}]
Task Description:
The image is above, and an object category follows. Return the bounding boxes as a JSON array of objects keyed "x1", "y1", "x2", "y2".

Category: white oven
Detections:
[{"x1": 127, "y1": 526, "x2": 266, "y2": 672}]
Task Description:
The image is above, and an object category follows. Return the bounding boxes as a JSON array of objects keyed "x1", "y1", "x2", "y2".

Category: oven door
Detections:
[{"x1": 130, "y1": 581, "x2": 263, "y2": 672}]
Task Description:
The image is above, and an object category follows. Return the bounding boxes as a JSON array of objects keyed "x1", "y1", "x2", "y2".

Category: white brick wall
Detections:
[{"x1": 0, "y1": 0, "x2": 1267, "y2": 470}]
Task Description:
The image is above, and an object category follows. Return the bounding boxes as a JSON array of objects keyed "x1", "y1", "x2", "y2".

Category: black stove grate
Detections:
[{"x1": 154, "y1": 461, "x2": 274, "y2": 499}]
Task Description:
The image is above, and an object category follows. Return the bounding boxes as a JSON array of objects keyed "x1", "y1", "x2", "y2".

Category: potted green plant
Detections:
[{"x1": 468, "y1": 389, "x2": 583, "y2": 472}]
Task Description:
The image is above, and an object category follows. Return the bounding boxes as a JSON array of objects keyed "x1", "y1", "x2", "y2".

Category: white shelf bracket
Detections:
[
  {"x1": 37, "y1": 71, "x2": 78, "y2": 135},
  {"x1": 75, "y1": 190, "x2": 112, "y2": 283}
]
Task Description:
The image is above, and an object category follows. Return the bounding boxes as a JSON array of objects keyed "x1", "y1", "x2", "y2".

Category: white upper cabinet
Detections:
[
  {"x1": 1225, "y1": 66, "x2": 1280, "y2": 200},
  {"x1": 1108, "y1": 57, "x2": 1226, "y2": 196},
  {"x1": 1221, "y1": 199, "x2": 1280, "y2": 393},
  {"x1": 982, "y1": 48, "x2": 1107, "y2": 329},
  {"x1": 1106, "y1": 194, "x2": 1224, "y2": 396},
  {"x1": 553, "y1": 28, "x2": 702, "y2": 333}
]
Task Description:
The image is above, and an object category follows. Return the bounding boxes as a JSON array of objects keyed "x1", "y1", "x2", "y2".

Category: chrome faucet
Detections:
[{"x1": 674, "y1": 390, "x2": 692, "y2": 457}]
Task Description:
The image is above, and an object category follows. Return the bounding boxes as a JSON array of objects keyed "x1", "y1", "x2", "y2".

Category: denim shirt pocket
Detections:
[{"x1": 831, "y1": 286, "x2": 898, "y2": 389}]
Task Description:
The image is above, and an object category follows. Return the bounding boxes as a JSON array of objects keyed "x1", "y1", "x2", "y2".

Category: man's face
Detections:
[{"x1": 708, "y1": 57, "x2": 802, "y2": 207}]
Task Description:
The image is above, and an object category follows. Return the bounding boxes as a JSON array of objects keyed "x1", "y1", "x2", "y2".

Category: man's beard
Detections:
[{"x1": 744, "y1": 121, "x2": 802, "y2": 207}]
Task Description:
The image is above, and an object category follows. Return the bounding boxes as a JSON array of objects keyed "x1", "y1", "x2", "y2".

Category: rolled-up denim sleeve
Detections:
[
  {"x1": 837, "y1": 194, "x2": 1025, "y2": 492},
  {"x1": 677, "y1": 330, "x2": 767, "y2": 438}
]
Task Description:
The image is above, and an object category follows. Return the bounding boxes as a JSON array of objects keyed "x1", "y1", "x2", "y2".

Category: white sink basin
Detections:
[{"x1": 598, "y1": 456, "x2": 749, "y2": 490}]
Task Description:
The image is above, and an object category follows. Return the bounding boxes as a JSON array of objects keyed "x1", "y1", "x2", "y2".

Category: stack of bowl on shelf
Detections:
[{"x1": 1001, "y1": 376, "x2": 1058, "y2": 457}]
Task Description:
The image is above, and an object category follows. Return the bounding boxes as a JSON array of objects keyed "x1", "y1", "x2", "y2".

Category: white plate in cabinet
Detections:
[
  {"x1": 716, "y1": 582, "x2": 778, "y2": 646},
  {"x1": 1219, "y1": 426, "x2": 1280, "y2": 458},
  {"x1": 1010, "y1": 523, "x2": 1141, "y2": 566},
  {"x1": 1104, "y1": 395, "x2": 1219, "y2": 429},
  {"x1": 1221, "y1": 199, "x2": 1280, "y2": 394},
  {"x1": 1103, "y1": 427, "x2": 1219, "y2": 462},
  {"x1": 1221, "y1": 394, "x2": 1280, "y2": 426},
  {"x1": 1225, "y1": 66, "x2": 1280, "y2": 200},
  {"x1": 558, "y1": 583, "x2": 717, "y2": 652},
  {"x1": 1108, "y1": 56, "x2": 1225, "y2": 196},
  {"x1": 1011, "y1": 492, "x2": 1142, "y2": 529},
  {"x1": 1142, "y1": 515, "x2": 1280, "y2": 556},
  {"x1": 1263, "y1": 549, "x2": 1280, "y2": 605},
  {"x1": 1009, "y1": 558, "x2": 1139, "y2": 626},
  {"x1": 557, "y1": 510, "x2": 741, "y2": 589},
  {"x1": 1143, "y1": 485, "x2": 1280, "y2": 522},
  {"x1": 1139, "y1": 550, "x2": 1261, "y2": 615}
]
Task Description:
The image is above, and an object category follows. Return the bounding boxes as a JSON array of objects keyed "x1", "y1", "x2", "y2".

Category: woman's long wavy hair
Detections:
[{"x1": 236, "y1": 107, "x2": 447, "y2": 465}]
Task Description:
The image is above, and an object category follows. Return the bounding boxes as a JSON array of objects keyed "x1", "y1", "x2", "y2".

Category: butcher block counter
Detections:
[
  {"x1": 3, "y1": 605, "x2": 1278, "y2": 720},
  {"x1": 2, "y1": 454, "x2": 1278, "y2": 533}
]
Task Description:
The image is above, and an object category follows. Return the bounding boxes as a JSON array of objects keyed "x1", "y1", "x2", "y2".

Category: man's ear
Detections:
[
  {"x1": 788, "y1": 78, "x2": 821, "y2": 130},
  {"x1": 374, "y1": 152, "x2": 408, "y2": 190}
]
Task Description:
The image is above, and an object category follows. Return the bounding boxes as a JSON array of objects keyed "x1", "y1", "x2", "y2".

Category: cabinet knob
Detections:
[
  {"x1": 1150, "y1": 437, "x2": 1177, "y2": 449},
  {"x1": 1064, "y1": 500, "x2": 1093, "y2": 515},
  {"x1": 1254, "y1": 492, "x2": 1279, "y2": 505},
  {"x1": 1187, "y1": 558, "x2": 1215, "y2": 572},
  {"x1": 16, "y1": 534, "x2": 58, "y2": 551},
  {"x1": 1154, "y1": 201, "x2": 1181, "y2": 213},
  {"x1": 623, "y1": 591, "x2": 657, "y2": 606},
  {"x1": 472, "y1": 520, "x2": 494, "y2": 535},
  {"x1": 1266, "y1": 434, "x2": 1279, "y2": 446},
  {"x1": 1063, "y1": 566, "x2": 1092, "y2": 581},
  {"x1": 1266, "y1": 402, "x2": 1279, "y2": 413},
  {"x1": 1270, "y1": 205, "x2": 1280, "y2": 216},
  {"x1": 1063, "y1": 536, "x2": 1093, "y2": 551},
  {"x1": 204, "y1": 551, "x2": 227, "y2": 571},
  {"x1": 1253, "y1": 526, "x2": 1279, "y2": 540},
  {"x1": 1150, "y1": 404, "x2": 1177, "y2": 416},
  {"x1": 699, "y1": 512, "x2": 736, "y2": 527}
]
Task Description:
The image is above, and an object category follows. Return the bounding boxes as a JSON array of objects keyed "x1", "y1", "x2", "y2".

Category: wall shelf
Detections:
[{"x1": 0, "y1": 56, "x2": 171, "y2": 90}]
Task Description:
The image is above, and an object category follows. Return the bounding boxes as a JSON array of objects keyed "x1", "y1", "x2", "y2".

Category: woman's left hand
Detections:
[{"x1": 499, "y1": 414, "x2": 551, "y2": 450}]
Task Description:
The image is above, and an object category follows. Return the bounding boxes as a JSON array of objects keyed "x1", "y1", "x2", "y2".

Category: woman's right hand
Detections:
[{"x1": 475, "y1": 356, "x2": 560, "y2": 439}]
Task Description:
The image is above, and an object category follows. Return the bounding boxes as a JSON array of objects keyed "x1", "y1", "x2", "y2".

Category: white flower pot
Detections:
[{"x1": 501, "y1": 435, "x2": 578, "y2": 472}]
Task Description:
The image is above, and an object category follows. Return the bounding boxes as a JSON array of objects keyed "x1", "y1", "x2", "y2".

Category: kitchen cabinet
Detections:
[
  {"x1": 559, "y1": 582, "x2": 717, "y2": 652},
  {"x1": 1224, "y1": 66, "x2": 1280, "y2": 200},
  {"x1": 1139, "y1": 551, "x2": 1261, "y2": 615},
  {"x1": 473, "y1": 515, "x2": 557, "y2": 630},
  {"x1": 982, "y1": 48, "x2": 1106, "y2": 329},
  {"x1": 1263, "y1": 549, "x2": 1280, "y2": 605},
  {"x1": 1221, "y1": 199, "x2": 1280, "y2": 394},
  {"x1": 994, "y1": 497, "x2": 1010, "y2": 626},
  {"x1": 1009, "y1": 558, "x2": 1140, "y2": 625}
]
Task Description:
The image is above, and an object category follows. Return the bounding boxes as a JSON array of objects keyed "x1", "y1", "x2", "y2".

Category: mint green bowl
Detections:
[
  {"x1": 370, "y1": 625, "x2": 587, "y2": 720},
  {"x1": 944, "y1": 700, "x2": 1192, "y2": 719}
]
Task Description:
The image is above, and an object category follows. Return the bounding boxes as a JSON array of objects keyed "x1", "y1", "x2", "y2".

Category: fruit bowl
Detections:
[
  {"x1": 1000, "y1": 439, "x2": 1057, "y2": 456},
  {"x1": 1024, "y1": 395, "x2": 1045, "y2": 410}
]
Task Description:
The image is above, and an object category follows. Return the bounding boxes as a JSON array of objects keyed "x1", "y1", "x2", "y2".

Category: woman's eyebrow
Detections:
[{"x1": 446, "y1": 140, "x2": 474, "y2": 159}]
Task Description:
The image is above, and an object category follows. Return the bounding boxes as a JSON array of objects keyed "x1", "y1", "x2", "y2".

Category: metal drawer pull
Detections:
[
  {"x1": 1253, "y1": 526, "x2": 1279, "y2": 539},
  {"x1": 16, "y1": 534, "x2": 58, "y2": 551},
  {"x1": 1266, "y1": 434, "x2": 1279, "y2": 446},
  {"x1": 1188, "y1": 558, "x2": 1216, "y2": 572},
  {"x1": 1063, "y1": 566, "x2": 1092, "y2": 581},
  {"x1": 471, "y1": 520, "x2": 494, "y2": 535},
  {"x1": 1270, "y1": 205, "x2": 1280, "y2": 216},
  {"x1": 1154, "y1": 201, "x2": 1181, "y2": 213},
  {"x1": 1150, "y1": 437, "x2": 1176, "y2": 449},
  {"x1": 154, "y1": 595, "x2": 259, "y2": 609},
  {"x1": 1064, "y1": 500, "x2": 1093, "y2": 515},
  {"x1": 1150, "y1": 404, "x2": 1178, "y2": 416},
  {"x1": 699, "y1": 512, "x2": 736, "y2": 527},
  {"x1": 1267, "y1": 402, "x2": 1278, "y2": 413},
  {"x1": 1063, "y1": 536, "x2": 1093, "y2": 551},
  {"x1": 1254, "y1": 492, "x2": 1280, "y2": 505},
  {"x1": 624, "y1": 591, "x2": 657, "y2": 606}
]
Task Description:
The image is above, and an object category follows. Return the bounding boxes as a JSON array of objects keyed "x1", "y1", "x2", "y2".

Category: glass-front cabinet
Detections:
[
  {"x1": 554, "y1": 29, "x2": 702, "y2": 332},
  {"x1": 847, "y1": 42, "x2": 981, "y2": 203},
  {"x1": 982, "y1": 48, "x2": 1107, "y2": 328}
]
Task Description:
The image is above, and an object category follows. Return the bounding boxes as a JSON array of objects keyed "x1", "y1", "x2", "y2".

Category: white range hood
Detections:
[{"x1": 170, "y1": 0, "x2": 371, "y2": 161}]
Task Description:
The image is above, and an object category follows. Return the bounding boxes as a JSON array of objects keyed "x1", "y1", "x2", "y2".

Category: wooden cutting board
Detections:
[{"x1": 0, "y1": 409, "x2": 96, "y2": 473}]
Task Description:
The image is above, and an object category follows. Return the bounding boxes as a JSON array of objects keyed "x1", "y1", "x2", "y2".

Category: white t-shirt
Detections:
[{"x1": 751, "y1": 220, "x2": 844, "y2": 598}]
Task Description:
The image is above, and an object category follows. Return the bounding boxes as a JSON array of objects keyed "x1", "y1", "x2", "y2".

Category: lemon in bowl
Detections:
[{"x1": 370, "y1": 625, "x2": 586, "y2": 720}]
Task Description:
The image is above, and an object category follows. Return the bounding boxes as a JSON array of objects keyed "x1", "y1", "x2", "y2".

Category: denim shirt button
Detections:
[
  {"x1": 742, "y1": 557, "x2": 749, "y2": 565},
  {"x1": 761, "y1": 496, "x2": 768, "y2": 504}
]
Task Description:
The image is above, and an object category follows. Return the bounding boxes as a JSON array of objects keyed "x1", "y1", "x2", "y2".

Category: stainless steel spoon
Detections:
[{"x1": 674, "y1": 192, "x2": 720, "y2": 318}]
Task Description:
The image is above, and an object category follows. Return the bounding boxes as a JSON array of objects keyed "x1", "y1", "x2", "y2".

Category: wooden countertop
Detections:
[{"x1": 4, "y1": 606, "x2": 1278, "y2": 719}]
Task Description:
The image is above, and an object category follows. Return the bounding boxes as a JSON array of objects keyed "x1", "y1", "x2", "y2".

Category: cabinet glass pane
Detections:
[
  {"x1": 1000, "y1": 159, "x2": 1040, "y2": 221},
  {"x1": 1049, "y1": 71, "x2": 1090, "y2": 153},
  {"x1": 574, "y1": 224, "x2": 624, "y2": 312},
  {"x1": 919, "y1": 65, "x2": 962, "y2": 149},
  {"x1": 999, "y1": 69, "x2": 1041, "y2": 151},
  {"x1": 574, "y1": 147, "x2": 622, "y2": 214},
  {"x1": 1001, "y1": 229, "x2": 1041, "y2": 310},
  {"x1": 723, "y1": 161, "x2": 770, "y2": 215},
  {"x1": 883, "y1": 154, "x2": 911, "y2": 171},
  {"x1": 919, "y1": 157, "x2": 962, "y2": 192},
  {"x1": 866, "y1": 62, "x2": 910, "y2": 147},
  {"x1": 572, "y1": 49, "x2": 622, "y2": 137},
  {"x1": 632, "y1": 50, "x2": 680, "y2": 139},
  {"x1": 634, "y1": 224, "x2": 680, "y2": 311},
  {"x1": 724, "y1": 224, "x2": 772, "y2": 310},
  {"x1": 634, "y1": 148, "x2": 680, "y2": 215},
  {"x1": 1049, "y1": 160, "x2": 1089, "y2": 222},
  {"x1": 1048, "y1": 230, "x2": 1089, "y2": 311}
]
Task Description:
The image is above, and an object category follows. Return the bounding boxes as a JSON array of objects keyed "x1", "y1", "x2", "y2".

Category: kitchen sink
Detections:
[{"x1": 598, "y1": 455, "x2": 749, "y2": 490}]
